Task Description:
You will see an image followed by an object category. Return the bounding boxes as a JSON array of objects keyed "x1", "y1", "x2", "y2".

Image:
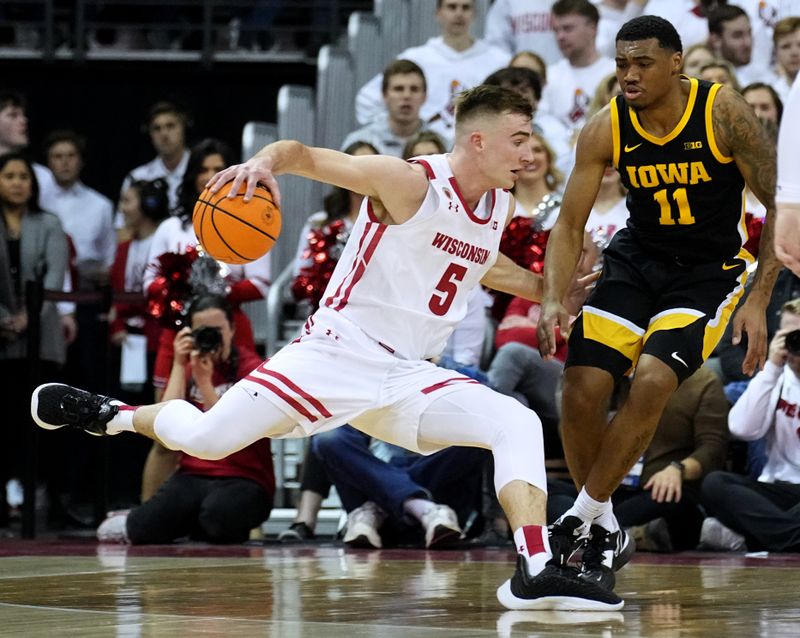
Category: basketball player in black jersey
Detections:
[{"x1": 537, "y1": 15, "x2": 782, "y2": 596}]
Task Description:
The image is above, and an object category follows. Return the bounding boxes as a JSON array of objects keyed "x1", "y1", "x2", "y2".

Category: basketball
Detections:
[{"x1": 193, "y1": 181, "x2": 282, "y2": 265}]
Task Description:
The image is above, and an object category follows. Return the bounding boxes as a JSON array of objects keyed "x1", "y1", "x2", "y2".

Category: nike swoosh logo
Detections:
[
  {"x1": 671, "y1": 351, "x2": 688, "y2": 367},
  {"x1": 722, "y1": 262, "x2": 739, "y2": 270},
  {"x1": 624, "y1": 143, "x2": 642, "y2": 152}
]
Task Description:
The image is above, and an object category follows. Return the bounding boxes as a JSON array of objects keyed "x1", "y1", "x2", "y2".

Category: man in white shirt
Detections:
[
  {"x1": 116, "y1": 101, "x2": 190, "y2": 229},
  {"x1": 342, "y1": 60, "x2": 438, "y2": 155},
  {"x1": 0, "y1": 91, "x2": 54, "y2": 195},
  {"x1": 595, "y1": 0, "x2": 647, "y2": 57},
  {"x1": 700, "y1": 298, "x2": 800, "y2": 552},
  {"x1": 538, "y1": 0, "x2": 616, "y2": 133},
  {"x1": 708, "y1": 4, "x2": 764, "y2": 86},
  {"x1": 485, "y1": 0, "x2": 562, "y2": 63},
  {"x1": 354, "y1": 0, "x2": 509, "y2": 138},
  {"x1": 40, "y1": 130, "x2": 116, "y2": 286}
]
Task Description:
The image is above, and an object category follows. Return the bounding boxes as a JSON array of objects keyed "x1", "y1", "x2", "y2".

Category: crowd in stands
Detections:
[{"x1": 1, "y1": 0, "x2": 799, "y2": 555}]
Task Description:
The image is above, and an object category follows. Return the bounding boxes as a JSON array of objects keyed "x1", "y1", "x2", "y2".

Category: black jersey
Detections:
[{"x1": 611, "y1": 77, "x2": 747, "y2": 263}]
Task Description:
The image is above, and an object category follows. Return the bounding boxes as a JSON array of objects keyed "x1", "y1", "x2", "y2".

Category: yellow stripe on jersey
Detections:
[
  {"x1": 582, "y1": 306, "x2": 645, "y2": 362},
  {"x1": 702, "y1": 271, "x2": 748, "y2": 359},
  {"x1": 610, "y1": 98, "x2": 621, "y2": 169},
  {"x1": 706, "y1": 83, "x2": 735, "y2": 164},
  {"x1": 642, "y1": 308, "x2": 706, "y2": 345},
  {"x1": 630, "y1": 77, "x2": 698, "y2": 146}
]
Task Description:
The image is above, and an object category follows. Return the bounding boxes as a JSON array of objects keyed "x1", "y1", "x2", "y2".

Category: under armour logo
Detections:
[
  {"x1": 492, "y1": 221, "x2": 498, "y2": 230},
  {"x1": 325, "y1": 328, "x2": 340, "y2": 341},
  {"x1": 449, "y1": 201, "x2": 460, "y2": 213}
]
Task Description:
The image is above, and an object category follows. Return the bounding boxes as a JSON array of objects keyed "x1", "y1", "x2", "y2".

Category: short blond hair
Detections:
[{"x1": 782, "y1": 298, "x2": 800, "y2": 316}]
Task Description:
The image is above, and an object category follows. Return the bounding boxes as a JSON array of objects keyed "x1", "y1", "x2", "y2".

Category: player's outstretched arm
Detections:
[
  {"x1": 481, "y1": 252, "x2": 543, "y2": 302},
  {"x1": 713, "y1": 87, "x2": 782, "y2": 374},
  {"x1": 537, "y1": 111, "x2": 611, "y2": 357},
  {"x1": 207, "y1": 140, "x2": 429, "y2": 224}
]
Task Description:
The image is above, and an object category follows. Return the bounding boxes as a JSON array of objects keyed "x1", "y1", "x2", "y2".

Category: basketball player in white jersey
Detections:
[{"x1": 31, "y1": 86, "x2": 619, "y2": 611}]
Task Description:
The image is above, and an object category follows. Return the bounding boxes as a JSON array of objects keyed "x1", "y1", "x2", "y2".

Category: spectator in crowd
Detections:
[
  {"x1": 483, "y1": 66, "x2": 572, "y2": 170},
  {"x1": 681, "y1": 42, "x2": 716, "y2": 78},
  {"x1": 141, "y1": 138, "x2": 270, "y2": 501},
  {"x1": 615, "y1": 367, "x2": 729, "y2": 552},
  {"x1": 116, "y1": 101, "x2": 191, "y2": 232},
  {"x1": 354, "y1": 0, "x2": 509, "y2": 138},
  {"x1": 97, "y1": 294, "x2": 274, "y2": 544},
  {"x1": 342, "y1": 60, "x2": 434, "y2": 156},
  {"x1": 701, "y1": 298, "x2": 800, "y2": 552},
  {"x1": 510, "y1": 50, "x2": 548, "y2": 85},
  {"x1": 642, "y1": 0, "x2": 717, "y2": 49},
  {"x1": 699, "y1": 59, "x2": 742, "y2": 91},
  {"x1": 402, "y1": 130, "x2": 447, "y2": 159},
  {"x1": 0, "y1": 91, "x2": 53, "y2": 194},
  {"x1": 0, "y1": 152, "x2": 67, "y2": 527},
  {"x1": 741, "y1": 82, "x2": 783, "y2": 131},
  {"x1": 313, "y1": 424, "x2": 487, "y2": 548},
  {"x1": 595, "y1": 0, "x2": 647, "y2": 58},
  {"x1": 708, "y1": 4, "x2": 761, "y2": 86},
  {"x1": 485, "y1": 0, "x2": 561, "y2": 64},
  {"x1": 776, "y1": 61, "x2": 800, "y2": 275},
  {"x1": 769, "y1": 16, "x2": 800, "y2": 102},
  {"x1": 537, "y1": 0, "x2": 615, "y2": 133}
]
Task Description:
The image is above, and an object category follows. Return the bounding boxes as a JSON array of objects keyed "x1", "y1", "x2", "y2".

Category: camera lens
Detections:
[
  {"x1": 785, "y1": 329, "x2": 800, "y2": 356},
  {"x1": 191, "y1": 326, "x2": 222, "y2": 353}
]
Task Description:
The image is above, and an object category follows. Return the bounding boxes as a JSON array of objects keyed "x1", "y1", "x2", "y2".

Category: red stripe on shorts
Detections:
[
  {"x1": 258, "y1": 368, "x2": 332, "y2": 418},
  {"x1": 244, "y1": 374, "x2": 318, "y2": 423},
  {"x1": 420, "y1": 377, "x2": 480, "y2": 395}
]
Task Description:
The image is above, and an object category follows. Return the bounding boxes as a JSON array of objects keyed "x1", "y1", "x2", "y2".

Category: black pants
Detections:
[
  {"x1": 613, "y1": 486, "x2": 705, "y2": 551},
  {"x1": 701, "y1": 470, "x2": 800, "y2": 552},
  {"x1": 126, "y1": 472, "x2": 271, "y2": 545}
]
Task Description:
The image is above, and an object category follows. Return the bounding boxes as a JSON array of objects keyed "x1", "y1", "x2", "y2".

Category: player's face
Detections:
[
  {"x1": 436, "y1": 0, "x2": 473, "y2": 38},
  {"x1": 149, "y1": 113, "x2": 185, "y2": 158},
  {"x1": 195, "y1": 153, "x2": 226, "y2": 195},
  {"x1": 743, "y1": 87, "x2": 779, "y2": 125},
  {"x1": 383, "y1": 73, "x2": 426, "y2": 125},
  {"x1": 616, "y1": 39, "x2": 681, "y2": 110},
  {"x1": 552, "y1": 14, "x2": 596, "y2": 60},
  {"x1": 776, "y1": 30, "x2": 800, "y2": 76},
  {"x1": 47, "y1": 141, "x2": 82, "y2": 187},
  {"x1": 120, "y1": 187, "x2": 143, "y2": 229},
  {"x1": 682, "y1": 46, "x2": 714, "y2": 78},
  {"x1": 517, "y1": 135, "x2": 549, "y2": 185},
  {"x1": 0, "y1": 159, "x2": 33, "y2": 208},
  {"x1": 482, "y1": 112, "x2": 533, "y2": 189},
  {"x1": 718, "y1": 16, "x2": 752, "y2": 66},
  {"x1": 0, "y1": 105, "x2": 28, "y2": 150},
  {"x1": 190, "y1": 307, "x2": 233, "y2": 363}
]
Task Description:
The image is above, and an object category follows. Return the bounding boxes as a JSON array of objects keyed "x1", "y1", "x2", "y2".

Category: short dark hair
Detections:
[
  {"x1": 616, "y1": 15, "x2": 683, "y2": 53},
  {"x1": 43, "y1": 129, "x2": 87, "y2": 158},
  {"x1": 175, "y1": 138, "x2": 235, "y2": 226},
  {"x1": 742, "y1": 82, "x2": 784, "y2": 123},
  {"x1": 188, "y1": 293, "x2": 234, "y2": 325},
  {"x1": 454, "y1": 85, "x2": 533, "y2": 130},
  {"x1": 436, "y1": 0, "x2": 473, "y2": 9},
  {"x1": 129, "y1": 177, "x2": 170, "y2": 224},
  {"x1": 551, "y1": 0, "x2": 599, "y2": 26},
  {"x1": 0, "y1": 91, "x2": 25, "y2": 113},
  {"x1": 483, "y1": 67, "x2": 543, "y2": 102},
  {"x1": 708, "y1": 5, "x2": 749, "y2": 36},
  {"x1": 381, "y1": 59, "x2": 427, "y2": 94},
  {"x1": 144, "y1": 100, "x2": 191, "y2": 131},
  {"x1": 0, "y1": 151, "x2": 42, "y2": 213}
]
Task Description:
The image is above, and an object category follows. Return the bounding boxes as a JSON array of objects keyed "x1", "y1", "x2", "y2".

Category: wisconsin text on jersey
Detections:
[{"x1": 431, "y1": 232, "x2": 491, "y2": 264}]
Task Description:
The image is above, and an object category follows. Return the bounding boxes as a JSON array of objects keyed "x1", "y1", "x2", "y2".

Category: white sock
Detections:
[
  {"x1": 106, "y1": 402, "x2": 136, "y2": 435},
  {"x1": 563, "y1": 487, "x2": 607, "y2": 526},
  {"x1": 513, "y1": 524, "x2": 552, "y2": 576},
  {"x1": 594, "y1": 501, "x2": 620, "y2": 533},
  {"x1": 403, "y1": 498, "x2": 435, "y2": 522}
]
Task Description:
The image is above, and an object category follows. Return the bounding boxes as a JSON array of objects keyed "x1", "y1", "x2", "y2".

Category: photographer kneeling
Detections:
[
  {"x1": 700, "y1": 298, "x2": 800, "y2": 552},
  {"x1": 97, "y1": 294, "x2": 274, "y2": 544}
]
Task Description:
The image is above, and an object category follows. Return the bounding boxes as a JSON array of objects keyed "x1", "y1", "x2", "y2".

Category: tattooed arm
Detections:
[{"x1": 713, "y1": 86, "x2": 782, "y2": 374}]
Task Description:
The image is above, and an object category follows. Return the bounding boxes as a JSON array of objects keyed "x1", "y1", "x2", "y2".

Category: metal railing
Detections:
[{"x1": 0, "y1": 0, "x2": 371, "y2": 64}]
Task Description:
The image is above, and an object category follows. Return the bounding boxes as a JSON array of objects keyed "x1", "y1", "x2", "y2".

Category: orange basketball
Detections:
[{"x1": 193, "y1": 182, "x2": 281, "y2": 265}]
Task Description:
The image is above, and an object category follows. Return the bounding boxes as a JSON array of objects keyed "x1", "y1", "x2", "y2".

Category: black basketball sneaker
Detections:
[
  {"x1": 547, "y1": 515, "x2": 591, "y2": 566},
  {"x1": 497, "y1": 555, "x2": 624, "y2": 611},
  {"x1": 579, "y1": 524, "x2": 636, "y2": 591},
  {"x1": 31, "y1": 383, "x2": 119, "y2": 436}
]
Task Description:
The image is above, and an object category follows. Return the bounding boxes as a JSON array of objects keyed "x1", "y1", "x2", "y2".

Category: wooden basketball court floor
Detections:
[{"x1": 1, "y1": 540, "x2": 799, "y2": 637}]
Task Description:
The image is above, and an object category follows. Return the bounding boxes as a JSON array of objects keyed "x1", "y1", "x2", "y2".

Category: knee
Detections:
[
  {"x1": 561, "y1": 373, "x2": 609, "y2": 416},
  {"x1": 701, "y1": 470, "x2": 730, "y2": 503},
  {"x1": 626, "y1": 367, "x2": 678, "y2": 413},
  {"x1": 199, "y1": 514, "x2": 249, "y2": 544}
]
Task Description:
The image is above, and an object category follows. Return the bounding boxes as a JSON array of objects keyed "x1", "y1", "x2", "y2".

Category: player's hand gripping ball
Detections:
[{"x1": 193, "y1": 182, "x2": 282, "y2": 265}]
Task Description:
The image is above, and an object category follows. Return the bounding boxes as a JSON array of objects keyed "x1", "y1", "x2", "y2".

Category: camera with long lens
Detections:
[
  {"x1": 191, "y1": 326, "x2": 222, "y2": 353},
  {"x1": 785, "y1": 329, "x2": 800, "y2": 356}
]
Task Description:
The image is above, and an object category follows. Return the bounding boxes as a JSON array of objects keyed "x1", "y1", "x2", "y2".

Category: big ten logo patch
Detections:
[{"x1": 684, "y1": 141, "x2": 704, "y2": 150}]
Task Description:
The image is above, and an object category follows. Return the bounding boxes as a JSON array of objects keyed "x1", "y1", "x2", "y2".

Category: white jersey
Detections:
[{"x1": 318, "y1": 154, "x2": 509, "y2": 361}]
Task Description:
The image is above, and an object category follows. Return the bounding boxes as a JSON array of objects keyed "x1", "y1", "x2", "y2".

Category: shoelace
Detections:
[{"x1": 61, "y1": 392, "x2": 110, "y2": 425}]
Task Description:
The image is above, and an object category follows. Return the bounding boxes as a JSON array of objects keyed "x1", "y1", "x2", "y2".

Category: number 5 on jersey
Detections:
[{"x1": 429, "y1": 263, "x2": 468, "y2": 316}]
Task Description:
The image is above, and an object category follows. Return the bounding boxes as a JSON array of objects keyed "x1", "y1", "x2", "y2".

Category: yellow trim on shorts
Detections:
[
  {"x1": 610, "y1": 98, "x2": 621, "y2": 169},
  {"x1": 642, "y1": 309, "x2": 705, "y2": 345},
  {"x1": 702, "y1": 272, "x2": 748, "y2": 359},
  {"x1": 706, "y1": 83, "x2": 735, "y2": 164},
  {"x1": 582, "y1": 306, "x2": 645, "y2": 362},
  {"x1": 630, "y1": 76, "x2": 698, "y2": 145}
]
